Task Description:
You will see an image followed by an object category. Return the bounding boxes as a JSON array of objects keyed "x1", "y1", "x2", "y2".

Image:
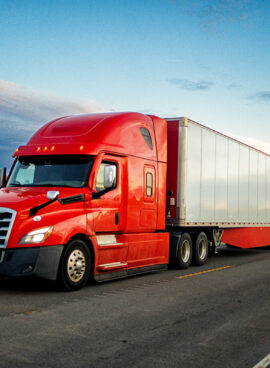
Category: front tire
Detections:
[{"x1": 57, "y1": 239, "x2": 91, "y2": 291}]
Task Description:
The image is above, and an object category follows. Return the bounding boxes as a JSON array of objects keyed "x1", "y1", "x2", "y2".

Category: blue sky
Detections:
[{"x1": 1, "y1": 0, "x2": 270, "y2": 168}]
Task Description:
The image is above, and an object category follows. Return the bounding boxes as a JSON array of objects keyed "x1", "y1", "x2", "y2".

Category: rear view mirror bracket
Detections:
[{"x1": 0, "y1": 168, "x2": 7, "y2": 188}]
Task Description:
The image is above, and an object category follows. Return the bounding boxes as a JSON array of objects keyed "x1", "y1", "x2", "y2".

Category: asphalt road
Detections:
[{"x1": 0, "y1": 245, "x2": 270, "y2": 368}]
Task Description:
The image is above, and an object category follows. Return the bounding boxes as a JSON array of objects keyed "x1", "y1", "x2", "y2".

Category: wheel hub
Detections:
[
  {"x1": 181, "y1": 240, "x2": 191, "y2": 263},
  {"x1": 199, "y1": 240, "x2": 207, "y2": 259},
  {"x1": 67, "y1": 249, "x2": 86, "y2": 282}
]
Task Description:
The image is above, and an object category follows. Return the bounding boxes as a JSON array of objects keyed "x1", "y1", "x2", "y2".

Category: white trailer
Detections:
[{"x1": 165, "y1": 117, "x2": 270, "y2": 267}]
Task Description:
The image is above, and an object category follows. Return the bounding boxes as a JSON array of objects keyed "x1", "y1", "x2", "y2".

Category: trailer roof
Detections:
[{"x1": 166, "y1": 117, "x2": 270, "y2": 157}]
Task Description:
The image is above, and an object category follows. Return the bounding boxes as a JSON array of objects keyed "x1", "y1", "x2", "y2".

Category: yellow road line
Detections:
[{"x1": 177, "y1": 265, "x2": 232, "y2": 279}]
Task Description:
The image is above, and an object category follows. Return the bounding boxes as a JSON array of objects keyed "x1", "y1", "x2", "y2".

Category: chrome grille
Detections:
[{"x1": 0, "y1": 208, "x2": 17, "y2": 248}]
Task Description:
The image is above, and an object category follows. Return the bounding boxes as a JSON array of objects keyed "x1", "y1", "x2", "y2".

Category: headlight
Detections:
[{"x1": 19, "y1": 226, "x2": 53, "y2": 244}]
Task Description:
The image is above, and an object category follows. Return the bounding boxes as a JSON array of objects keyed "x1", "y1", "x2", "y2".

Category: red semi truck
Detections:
[{"x1": 0, "y1": 112, "x2": 269, "y2": 290}]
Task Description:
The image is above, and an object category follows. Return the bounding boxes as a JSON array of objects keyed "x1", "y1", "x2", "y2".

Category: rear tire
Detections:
[
  {"x1": 193, "y1": 232, "x2": 208, "y2": 266},
  {"x1": 57, "y1": 239, "x2": 91, "y2": 291},
  {"x1": 177, "y1": 233, "x2": 192, "y2": 269}
]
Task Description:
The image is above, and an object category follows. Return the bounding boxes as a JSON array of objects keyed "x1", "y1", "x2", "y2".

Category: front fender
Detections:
[{"x1": 8, "y1": 209, "x2": 88, "y2": 248}]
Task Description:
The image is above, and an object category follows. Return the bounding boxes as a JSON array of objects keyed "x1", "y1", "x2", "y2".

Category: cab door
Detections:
[{"x1": 90, "y1": 155, "x2": 122, "y2": 233}]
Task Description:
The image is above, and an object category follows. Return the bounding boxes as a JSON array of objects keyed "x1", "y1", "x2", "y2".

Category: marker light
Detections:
[
  {"x1": 37, "y1": 147, "x2": 41, "y2": 152},
  {"x1": 19, "y1": 226, "x2": 53, "y2": 244},
  {"x1": 44, "y1": 146, "x2": 48, "y2": 151},
  {"x1": 51, "y1": 146, "x2": 55, "y2": 151},
  {"x1": 80, "y1": 145, "x2": 84, "y2": 151}
]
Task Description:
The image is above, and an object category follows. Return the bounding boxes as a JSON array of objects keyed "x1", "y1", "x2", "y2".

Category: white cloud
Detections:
[{"x1": 232, "y1": 135, "x2": 270, "y2": 155}]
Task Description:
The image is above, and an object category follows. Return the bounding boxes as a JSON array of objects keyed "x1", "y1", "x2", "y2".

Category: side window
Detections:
[
  {"x1": 146, "y1": 172, "x2": 153, "y2": 197},
  {"x1": 140, "y1": 128, "x2": 153, "y2": 150},
  {"x1": 96, "y1": 162, "x2": 117, "y2": 192},
  {"x1": 144, "y1": 165, "x2": 155, "y2": 202}
]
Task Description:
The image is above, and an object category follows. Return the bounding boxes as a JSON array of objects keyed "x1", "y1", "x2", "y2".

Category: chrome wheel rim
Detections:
[
  {"x1": 199, "y1": 239, "x2": 207, "y2": 260},
  {"x1": 67, "y1": 249, "x2": 86, "y2": 282},
  {"x1": 181, "y1": 240, "x2": 191, "y2": 263}
]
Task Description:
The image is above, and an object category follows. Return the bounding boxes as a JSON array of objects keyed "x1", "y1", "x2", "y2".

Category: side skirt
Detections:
[{"x1": 94, "y1": 263, "x2": 167, "y2": 283}]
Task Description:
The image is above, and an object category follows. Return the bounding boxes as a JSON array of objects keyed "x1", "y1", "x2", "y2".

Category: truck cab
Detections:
[{"x1": 0, "y1": 112, "x2": 169, "y2": 290}]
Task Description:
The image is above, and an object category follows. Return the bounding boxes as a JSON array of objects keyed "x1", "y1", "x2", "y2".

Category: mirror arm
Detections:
[
  {"x1": 92, "y1": 187, "x2": 112, "y2": 199},
  {"x1": 0, "y1": 168, "x2": 7, "y2": 188},
  {"x1": 92, "y1": 191, "x2": 101, "y2": 199}
]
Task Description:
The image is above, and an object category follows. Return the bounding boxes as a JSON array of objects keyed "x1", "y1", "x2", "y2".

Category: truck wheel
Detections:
[
  {"x1": 58, "y1": 239, "x2": 91, "y2": 291},
  {"x1": 193, "y1": 232, "x2": 208, "y2": 266},
  {"x1": 177, "y1": 233, "x2": 192, "y2": 269}
]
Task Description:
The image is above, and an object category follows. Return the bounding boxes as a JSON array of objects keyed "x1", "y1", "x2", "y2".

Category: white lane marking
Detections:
[{"x1": 253, "y1": 354, "x2": 270, "y2": 368}]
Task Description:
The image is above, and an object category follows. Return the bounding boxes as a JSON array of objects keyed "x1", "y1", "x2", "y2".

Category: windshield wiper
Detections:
[
  {"x1": 8, "y1": 183, "x2": 24, "y2": 187},
  {"x1": 56, "y1": 185, "x2": 79, "y2": 188},
  {"x1": 29, "y1": 184, "x2": 58, "y2": 187},
  {"x1": 8, "y1": 183, "x2": 80, "y2": 188},
  {"x1": 8, "y1": 184, "x2": 56, "y2": 187},
  {"x1": 31, "y1": 184, "x2": 78, "y2": 188}
]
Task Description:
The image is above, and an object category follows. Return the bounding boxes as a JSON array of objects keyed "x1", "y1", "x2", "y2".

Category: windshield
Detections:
[{"x1": 7, "y1": 155, "x2": 93, "y2": 188}]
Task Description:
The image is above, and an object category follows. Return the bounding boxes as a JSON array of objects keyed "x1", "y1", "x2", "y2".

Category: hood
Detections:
[
  {"x1": 0, "y1": 186, "x2": 88, "y2": 249},
  {"x1": 0, "y1": 187, "x2": 84, "y2": 214}
]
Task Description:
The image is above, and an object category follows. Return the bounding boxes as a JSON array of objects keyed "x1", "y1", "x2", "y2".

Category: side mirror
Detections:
[
  {"x1": 0, "y1": 168, "x2": 7, "y2": 188},
  {"x1": 104, "y1": 165, "x2": 116, "y2": 189},
  {"x1": 47, "y1": 191, "x2": 59, "y2": 201}
]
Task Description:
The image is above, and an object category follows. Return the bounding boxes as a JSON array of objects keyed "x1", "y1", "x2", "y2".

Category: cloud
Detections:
[
  {"x1": 0, "y1": 80, "x2": 105, "y2": 123},
  {"x1": 169, "y1": 78, "x2": 214, "y2": 91},
  {"x1": 227, "y1": 83, "x2": 242, "y2": 89},
  {"x1": 0, "y1": 80, "x2": 107, "y2": 169},
  {"x1": 251, "y1": 91, "x2": 270, "y2": 102},
  {"x1": 172, "y1": 0, "x2": 257, "y2": 28},
  {"x1": 232, "y1": 135, "x2": 270, "y2": 155}
]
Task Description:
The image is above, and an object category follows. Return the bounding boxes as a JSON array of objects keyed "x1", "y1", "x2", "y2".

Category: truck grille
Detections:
[{"x1": 0, "y1": 208, "x2": 17, "y2": 248}]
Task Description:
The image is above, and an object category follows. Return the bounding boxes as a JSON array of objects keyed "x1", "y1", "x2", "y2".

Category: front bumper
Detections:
[{"x1": 0, "y1": 245, "x2": 64, "y2": 280}]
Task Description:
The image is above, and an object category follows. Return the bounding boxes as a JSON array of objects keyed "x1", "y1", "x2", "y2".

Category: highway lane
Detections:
[{"x1": 0, "y1": 245, "x2": 270, "y2": 368}]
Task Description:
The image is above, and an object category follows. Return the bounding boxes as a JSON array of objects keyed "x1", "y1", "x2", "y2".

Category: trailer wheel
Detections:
[
  {"x1": 193, "y1": 232, "x2": 208, "y2": 266},
  {"x1": 57, "y1": 239, "x2": 91, "y2": 291},
  {"x1": 177, "y1": 233, "x2": 192, "y2": 269}
]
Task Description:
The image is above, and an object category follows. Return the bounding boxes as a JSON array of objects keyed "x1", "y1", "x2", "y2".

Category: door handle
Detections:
[{"x1": 115, "y1": 212, "x2": 120, "y2": 225}]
